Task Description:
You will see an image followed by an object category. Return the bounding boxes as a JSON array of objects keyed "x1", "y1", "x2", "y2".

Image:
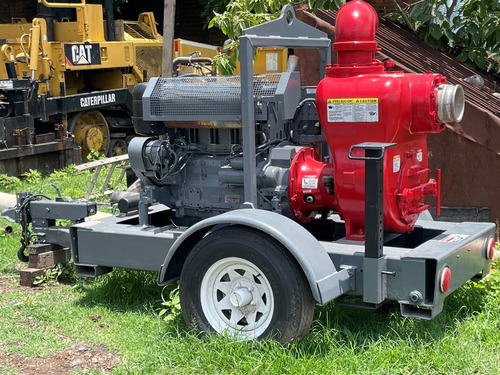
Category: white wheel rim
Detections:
[{"x1": 200, "y1": 257, "x2": 274, "y2": 339}]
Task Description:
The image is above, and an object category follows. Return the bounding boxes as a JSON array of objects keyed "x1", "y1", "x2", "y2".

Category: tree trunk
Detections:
[{"x1": 162, "y1": 0, "x2": 176, "y2": 78}]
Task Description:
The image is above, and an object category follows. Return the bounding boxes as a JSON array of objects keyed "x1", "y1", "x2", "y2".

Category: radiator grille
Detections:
[{"x1": 148, "y1": 73, "x2": 283, "y2": 120}]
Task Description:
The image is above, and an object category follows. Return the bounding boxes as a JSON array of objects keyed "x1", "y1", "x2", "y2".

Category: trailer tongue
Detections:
[{"x1": 2, "y1": 2, "x2": 495, "y2": 343}]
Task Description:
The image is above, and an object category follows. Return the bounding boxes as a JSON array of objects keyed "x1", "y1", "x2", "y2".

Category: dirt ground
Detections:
[
  {"x1": 0, "y1": 277, "x2": 119, "y2": 374},
  {"x1": 0, "y1": 342, "x2": 118, "y2": 374}
]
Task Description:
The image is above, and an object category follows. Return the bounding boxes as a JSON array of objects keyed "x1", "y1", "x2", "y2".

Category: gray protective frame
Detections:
[{"x1": 239, "y1": 5, "x2": 331, "y2": 205}]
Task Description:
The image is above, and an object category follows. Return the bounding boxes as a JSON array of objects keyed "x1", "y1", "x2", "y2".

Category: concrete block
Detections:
[
  {"x1": 19, "y1": 268, "x2": 49, "y2": 287},
  {"x1": 28, "y1": 248, "x2": 70, "y2": 269},
  {"x1": 27, "y1": 243, "x2": 54, "y2": 255}
]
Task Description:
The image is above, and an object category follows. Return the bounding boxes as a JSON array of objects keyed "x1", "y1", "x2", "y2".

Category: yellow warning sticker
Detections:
[
  {"x1": 327, "y1": 98, "x2": 379, "y2": 104},
  {"x1": 326, "y1": 98, "x2": 379, "y2": 122}
]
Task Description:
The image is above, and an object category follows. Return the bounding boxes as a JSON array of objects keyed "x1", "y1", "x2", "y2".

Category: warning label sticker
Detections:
[
  {"x1": 327, "y1": 98, "x2": 379, "y2": 122},
  {"x1": 417, "y1": 150, "x2": 423, "y2": 163},
  {"x1": 302, "y1": 177, "x2": 318, "y2": 189},
  {"x1": 393, "y1": 155, "x2": 401, "y2": 173},
  {"x1": 439, "y1": 234, "x2": 469, "y2": 243},
  {"x1": 266, "y1": 52, "x2": 278, "y2": 71}
]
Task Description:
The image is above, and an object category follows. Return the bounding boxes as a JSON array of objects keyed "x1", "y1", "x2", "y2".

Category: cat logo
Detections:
[{"x1": 64, "y1": 43, "x2": 101, "y2": 66}]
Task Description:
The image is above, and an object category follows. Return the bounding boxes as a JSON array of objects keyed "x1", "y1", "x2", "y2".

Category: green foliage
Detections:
[
  {"x1": 391, "y1": 0, "x2": 500, "y2": 72},
  {"x1": 0, "y1": 174, "x2": 21, "y2": 191},
  {"x1": 85, "y1": 149, "x2": 105, "y2": 162},
  {"x1": 33, "y1": 262, "x2": 76, "y2": 286},
  {"x1": 209, "y1": 0, "x2": 345, "y2": 74},
  {"x1": 474, "y1": 257, "x2": 500, "y2": 297},
  {"x1": 159, "y1": 283, "x2": 181, "y2": 322},
  {"x1": 0, "y1": 164, "x2": 126, "y2": 200},
  {"x1": 24, "y1": 169, "x2": 42, "y2": 184},
  {"x1": 200, "y1": 0, "x2": 231, "y2": 25},
  {"x1": 56, "y1": 219, "x2": 71, "y2": 227},
  {"x1": 0, "y1": 246, "x2": 498, "y2": 372}
]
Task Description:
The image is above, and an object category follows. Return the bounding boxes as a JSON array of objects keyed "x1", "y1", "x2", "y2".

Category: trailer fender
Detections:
[{"x1": 158, "y1": 208, "x2": 352, "y2": 305}]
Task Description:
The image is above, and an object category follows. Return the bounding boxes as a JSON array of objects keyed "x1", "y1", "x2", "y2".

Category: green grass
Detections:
[
  {"x1": 0, "y1": 164, "x2": 126, "y2": 200},
  {"x1": 0, "y1": 258, "x2": 498, "y2": 374},
  {"x1": 1, "y1": 169, "x2": 499, "y2": 374}
]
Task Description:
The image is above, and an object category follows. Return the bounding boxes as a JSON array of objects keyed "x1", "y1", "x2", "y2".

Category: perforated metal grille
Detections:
[
  {"x1": 253, "y1": 74, "x2": 282, "y2": 98},
  {"x1": 135, "y1": 46, "x2": 163, "y2": 80},
  {"x1": 148, "y1": 74, "x2": 283, "y2": 120}
]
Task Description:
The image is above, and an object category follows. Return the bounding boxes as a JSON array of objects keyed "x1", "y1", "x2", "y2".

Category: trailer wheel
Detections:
[
  {"x1": 179, "y1": 226, "x2": 315, "y2": 343},
  {"x1": 70, "y1": 110, "x2": 110, "y2": 158}
]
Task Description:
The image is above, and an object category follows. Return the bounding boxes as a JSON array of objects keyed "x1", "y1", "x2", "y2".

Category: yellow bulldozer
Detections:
[{"x1": 0, "y1": 0, "x2": 219, "y2": 175}]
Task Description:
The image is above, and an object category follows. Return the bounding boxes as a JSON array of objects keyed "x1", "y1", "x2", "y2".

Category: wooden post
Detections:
[{"x1": 162, "y1": 0, "x2": 176, "y2": 78}]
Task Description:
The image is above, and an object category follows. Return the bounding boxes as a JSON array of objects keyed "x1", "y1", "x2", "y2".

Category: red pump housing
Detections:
[{"x1": 288, "y1": 0, "x2": 464, "y2": 240}]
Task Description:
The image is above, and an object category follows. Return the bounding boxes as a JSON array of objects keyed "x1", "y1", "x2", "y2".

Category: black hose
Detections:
[{"x1": 17, "y1": 245, "x2": 29, "y2": 262}]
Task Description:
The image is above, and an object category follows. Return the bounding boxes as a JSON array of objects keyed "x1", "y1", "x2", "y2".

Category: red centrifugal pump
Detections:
[{"x1": 289, "y1": 0, "x2": 465, "y2": 240}]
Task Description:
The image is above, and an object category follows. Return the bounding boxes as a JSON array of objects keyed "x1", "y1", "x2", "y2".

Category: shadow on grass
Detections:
[
  {"x1": 295, "y1": 281, "x2": 489, "y2": 356},
  {"x1": 74, "y1": 268, "x2": 169, "y2": 313},
  {"x1": 74, "y1": 268, "x2": 190, "y2": 339}
]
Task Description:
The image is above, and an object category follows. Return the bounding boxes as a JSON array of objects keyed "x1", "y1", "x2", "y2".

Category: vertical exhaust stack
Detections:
[
  {"x1": 104, "y1": 0, "x2": 116, "y2": 41},
  {"x1": 289, "y1": 0, "x2": 465, "y2": 240}
]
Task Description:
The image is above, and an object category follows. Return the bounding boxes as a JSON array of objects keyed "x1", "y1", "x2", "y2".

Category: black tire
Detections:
[{"x1": 179, "y1": 226, "x2": 315, "y2": 343}]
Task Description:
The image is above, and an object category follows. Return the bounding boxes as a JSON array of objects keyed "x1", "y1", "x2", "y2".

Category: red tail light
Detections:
[
  {"x1": 440, "y1": 266, "x2": 452, "y2": 293},
  {"x1": 486, "y1": 238, "x2": 496, "y2": 260}
]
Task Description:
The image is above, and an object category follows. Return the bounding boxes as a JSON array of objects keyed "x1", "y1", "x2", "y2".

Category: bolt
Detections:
[{"x1": 409, "y1": 290, "x2": 423, "y2": 303}]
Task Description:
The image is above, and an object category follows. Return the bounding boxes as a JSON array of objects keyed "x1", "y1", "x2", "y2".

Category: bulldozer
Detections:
[{"x1": 0, "y1": 0, "x2": 219, "y2": 175}]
